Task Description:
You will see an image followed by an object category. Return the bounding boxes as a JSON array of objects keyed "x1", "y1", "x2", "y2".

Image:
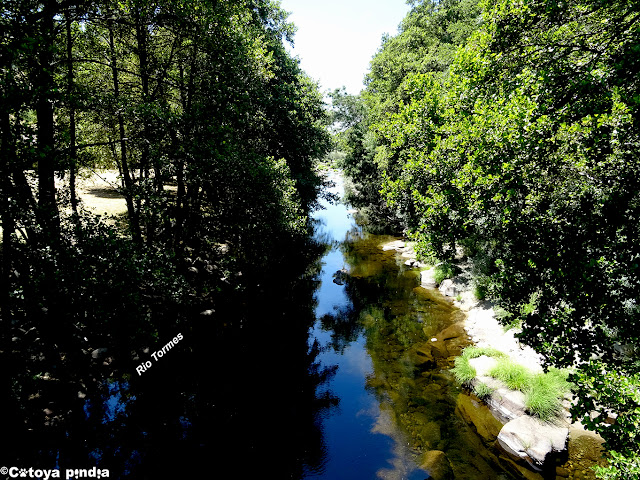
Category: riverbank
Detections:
[{"x1": 381, "y1": 238, "x2": 608, "y2": 480}]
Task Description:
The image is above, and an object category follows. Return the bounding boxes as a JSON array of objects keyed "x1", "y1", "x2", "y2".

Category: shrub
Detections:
[{"x1": 433, "y1": 262, "x2": 456, "y2": 285}]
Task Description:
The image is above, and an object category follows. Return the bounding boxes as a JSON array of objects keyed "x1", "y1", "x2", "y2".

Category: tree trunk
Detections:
[
  {"x1": 35, "y1": 0, "x2": 60, "y2": 246},
  {"x1": 109, "y1": 20, "x2": 142, "y2": 244},
  {"x1": 66, "y1": 7, "x2": 79, "y2": 218},
  {"x1": 1, "y1": 111, "x2": 15, "y2": 320}
]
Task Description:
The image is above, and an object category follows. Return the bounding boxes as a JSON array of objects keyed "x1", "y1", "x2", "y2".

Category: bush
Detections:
[{"x1": 433, "y1": 262, "x2": 456, "y2": 286}]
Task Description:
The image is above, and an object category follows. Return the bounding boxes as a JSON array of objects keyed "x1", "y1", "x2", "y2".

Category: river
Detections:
[
  {"x1": 6, "y1": 170, "x2": 521, "y2": 479},
  {"x1": 305, "y1": 171, "x2": 517, "y2": 479}
]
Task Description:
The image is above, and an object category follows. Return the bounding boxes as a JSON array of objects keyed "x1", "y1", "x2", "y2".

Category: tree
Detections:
[{"x1": 376, "y1": 0, "x2": 640, "y2": 475}]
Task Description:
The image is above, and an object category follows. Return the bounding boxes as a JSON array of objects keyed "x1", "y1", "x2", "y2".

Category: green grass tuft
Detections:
[
  {"x1": 524, "y1": 371, "x2": 570, "y2": 421},
  {"x1": 473, "y1": 382, "x2": 494, "y2": 399},
  {"x1": 452, "y1": 356, "x2": 477, "y2": 385},
  {"x1": 460, "y1": 346, "x2": 507, "y2": 361},
  {"x1": 488, "y1": 358, "x2": 533, "y2": 391}
]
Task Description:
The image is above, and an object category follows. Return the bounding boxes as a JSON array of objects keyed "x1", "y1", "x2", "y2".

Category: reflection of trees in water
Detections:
[
  {"x1": 3, "y1": 238, "x2": 338, "y2": 479},
  {"x1": 325, "y1": 233, "x2": 517, "y2": 479}
]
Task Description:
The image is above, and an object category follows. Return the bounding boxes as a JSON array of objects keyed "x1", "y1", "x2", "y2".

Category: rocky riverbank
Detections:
[{"x1": 382, "y1": 238, "x2": 608, "y2": 480}]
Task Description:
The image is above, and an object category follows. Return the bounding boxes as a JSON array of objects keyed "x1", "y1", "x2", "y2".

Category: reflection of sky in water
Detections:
[
  {"x1": 83, "y1": 380, "x2": 135, "y2": 424},
  {"x1": 307, "y1": 171, "x2": 428, "y2": 480}
]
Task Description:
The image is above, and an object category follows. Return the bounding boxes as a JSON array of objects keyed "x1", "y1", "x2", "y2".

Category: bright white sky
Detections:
[{"x1": 278, "y1": 0, "x2": 410, "y2": 95}]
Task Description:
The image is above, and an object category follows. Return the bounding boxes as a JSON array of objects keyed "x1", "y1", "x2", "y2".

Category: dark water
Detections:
[{"x1": 5, "y1": 171, "x2": 518, "y2": 479}]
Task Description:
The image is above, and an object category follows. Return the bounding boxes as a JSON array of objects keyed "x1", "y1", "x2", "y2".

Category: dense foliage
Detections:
[
  {"x1": 0, "y1": 0, "x2": 330, "y2": 455},
  {"x1": 337, "y1": 0, "x2": 640, "y2": 476}
]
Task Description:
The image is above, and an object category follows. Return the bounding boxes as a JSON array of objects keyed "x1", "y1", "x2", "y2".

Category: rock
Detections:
[
  {"x1": 487, "y1": 387, "x2": 527, "y2": 423},
  {"x1": 382, "y1": 239, "x2": 406, "y2": 251},
  {"x1": 421, "y1": 450, "x2": 454, "y2": 480},
  {"x1": 421, "y1": 268, "x2": 437, "y2": 287},
  {"x1": 200, "y1": 309, "x2": 215, "y2": 316},
  {"x1": 430, "y1": 340, "x2": 449, "y2": 359},
  {"x1": 456, "y1": 392, "x2": 504, "y2": 442},
  {"x1": 412, "y1": 342, "x2": 436, "y2": 368},
  {"x1": 439, "y1": 278, "x2": 457, "y2": 296},
  {"x1": 497, "y1": 415, "x2": 568, "y2": 470},
  {"x1": 332, "y1": 268, "x2": 349, "y2": 285},
  {"x1": 437, "y1": 322, "x2": 467, "y2": 341},
  {"x1": 568, "y1": 427, "x2": 606, "y2": 466},
  {"x1": 468, "y1": 356, "x2": 498, "y2": 377},
  {"x1": 435, "y1": 322, "x2": 470, "y2": 356}
]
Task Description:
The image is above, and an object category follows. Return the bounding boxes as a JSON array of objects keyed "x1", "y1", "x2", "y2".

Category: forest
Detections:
[
  {"x1": 333, "y1": 0, "x2": 640, "y2": 477},
  {"x1": 1, "y1": 0, "x2": 332, "y2": 474}
]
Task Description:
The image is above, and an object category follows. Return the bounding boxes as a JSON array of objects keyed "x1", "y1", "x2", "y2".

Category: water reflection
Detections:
[
  {"x1": 5, "y1": 226, "x2": 338, "y2": 479},
  {"x1": 308, "y1": 171, "x2": 519, "y2": 479}
]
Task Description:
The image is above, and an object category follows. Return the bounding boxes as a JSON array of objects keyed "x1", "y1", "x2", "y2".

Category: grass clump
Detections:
[
  {"x1": 473, "y1": 382, "x2": 494, "y2": 399},
  {"x1": 488, "y1": 358, "x2": 533, "y2": 391},
  {"x1": 453, "y1": 346, "x2": 507, "y2": 385},
  {"x1": 453, "y1": 356, "x2": 477, "y2": 385},
  {"x1": 524, "y1": 368, "x2": 571, "y2": 421}
]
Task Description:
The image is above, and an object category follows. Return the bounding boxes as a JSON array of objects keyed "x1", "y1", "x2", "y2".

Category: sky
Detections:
[{"x1": 278, "y1": 0, "x2": 411, "y2": 95}]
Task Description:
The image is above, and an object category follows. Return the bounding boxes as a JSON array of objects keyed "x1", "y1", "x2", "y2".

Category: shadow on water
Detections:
[
  {"x1": 4, "y1": 228, "x2": 339, "y2": 478},
  {"x1": 4, "y1": 170, "x2": 522, "y2": 479}
]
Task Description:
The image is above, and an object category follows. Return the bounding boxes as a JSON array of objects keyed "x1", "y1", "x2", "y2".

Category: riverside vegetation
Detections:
[
  {"x1": 331, "y1": 0, "x2": 640, "y2": 478},
  {"x1": 1, "y1": 1, "x2": 335, "y2": 476}
]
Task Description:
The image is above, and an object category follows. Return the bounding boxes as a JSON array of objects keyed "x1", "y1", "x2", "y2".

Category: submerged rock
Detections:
[
  {"x1": 421, "y1": 450, "x2": 454, "y2": 480},
  {"x1": 456, "y1": 392, "x2": 504, "y2": 443}
]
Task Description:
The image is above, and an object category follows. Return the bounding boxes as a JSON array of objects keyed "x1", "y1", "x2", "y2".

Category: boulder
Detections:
[
  {"x1": 497, "y1": 415, "x2": 568, "y2": 470},
  {"x1": 468, "y1": 356, "x2": 498, "y2": 377},
  {"x1": 421, "y1": 450, "x2": 454, "y2": 480},
  {"x1": 436, "y1": 322, "x2": 470, "y2": 356},
  {"x1": 487, "y1": 387, "x2": 527, "y2": 423},
  {"x1": 437, "y1": 322, "x2": 467, "y2": 341},
  {"x1": 439, "y1": 278, "x2": 457, "y2": 296},
  {"x1": 421, "y1": 268, "x2": 437, "y2": 287},
  {"x1": 412, "y1": 342, "x2": 436, "y2": 368},
  {"x1": 381, "y1": 239, "x2": 406, "y2": 251}
]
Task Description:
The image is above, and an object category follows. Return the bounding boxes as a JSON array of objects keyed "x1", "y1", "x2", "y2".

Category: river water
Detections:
[
  {"x1": 6, "y1": 170, "x2": 521, "y2": 479},
  {"x1": 305, "y1": 171, "x2": 517, "y2": 479}
]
